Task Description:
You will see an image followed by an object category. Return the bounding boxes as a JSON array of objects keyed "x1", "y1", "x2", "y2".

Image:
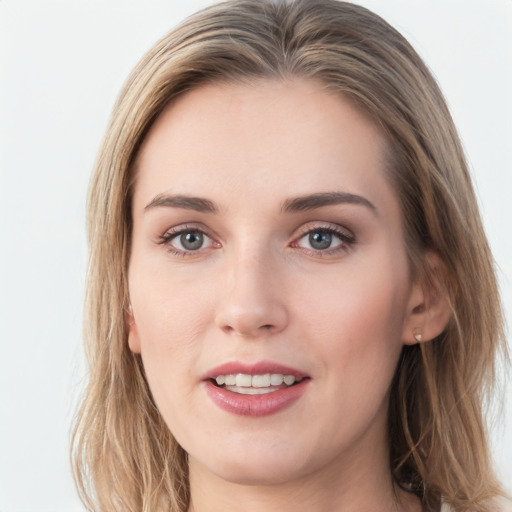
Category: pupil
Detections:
[
  {"x1": 181, "y1": 232, "x2": 203, "y2": 250},
  {"x1": 309, "y1": 231, "x2": 332, "y2": 250}
]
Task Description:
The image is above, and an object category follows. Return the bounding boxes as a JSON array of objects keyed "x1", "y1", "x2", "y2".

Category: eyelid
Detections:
[{"x1": 294, "y1": 221, "x2": 354, "y2": 240}]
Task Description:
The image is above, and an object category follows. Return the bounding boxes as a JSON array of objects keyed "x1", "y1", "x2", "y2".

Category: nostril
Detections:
[
  {"x1": 215, "y1": 298, "x2": 288, "y2": 337},
  {"x1": 221, "y1": 323, "x2": 274, "y2": 335}
]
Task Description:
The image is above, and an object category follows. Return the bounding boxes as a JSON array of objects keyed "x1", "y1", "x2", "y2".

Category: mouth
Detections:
[
  {"x1": 203, "y1": 361, "x2": 310, "y2": 416},
  {"x1": 211, "y1": 373, "x2": 304, "y2": 395}
]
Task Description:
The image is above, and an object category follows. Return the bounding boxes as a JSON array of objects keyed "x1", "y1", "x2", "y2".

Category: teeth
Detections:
[
  {"x1": 283, "y1": 375, "x2": 295, "y2": 385},
  {"x1": 214, "y1": 373, "x2": 300, "y2": 388},
  {"x1": 252, "y1": 374, "x2": 271, "y2": 387},
  {"x1": 235, "y1": 374, "x2": 252, "y2": 387},
  {"x1": 270, "y1": 374, "x2": 284, "y2": 385},
  {"x1": 223, "y1": 386, "x2": 279, "y2": 395},
  {"x1": 225, "y1": 375, "x2": 236, "y2": 386}
]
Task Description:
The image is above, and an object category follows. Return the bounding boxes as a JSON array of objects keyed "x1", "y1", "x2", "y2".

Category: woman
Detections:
[{"x1": 72, "y1": 1, "x2": 510, "y2": 511}]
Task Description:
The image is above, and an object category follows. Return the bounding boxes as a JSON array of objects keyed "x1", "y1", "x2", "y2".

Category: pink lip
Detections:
[
  {"x1": 202, "y1": 360, "x2": 309, "y2": 380},
  {"x1": 203, "y1": 360, "x2": 310, "y2": 417}
]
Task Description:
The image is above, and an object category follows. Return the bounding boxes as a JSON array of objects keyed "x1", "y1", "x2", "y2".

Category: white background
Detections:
[{"x1": 0, "y1": 0, "x2": 510, "y2": 510}]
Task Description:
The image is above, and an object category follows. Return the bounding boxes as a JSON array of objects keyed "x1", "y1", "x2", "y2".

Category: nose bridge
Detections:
[{"x1": 215, "y1": 238, "x2": 287, "y2": 337}]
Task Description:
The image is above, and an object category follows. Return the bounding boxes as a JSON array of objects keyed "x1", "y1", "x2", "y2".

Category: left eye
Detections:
[
  {"x1": 306, "y1": 231, "x2": 338, "y2": 250},
  {"x1": 295, "y1": 228, "x2": 351, "y2": 251}
]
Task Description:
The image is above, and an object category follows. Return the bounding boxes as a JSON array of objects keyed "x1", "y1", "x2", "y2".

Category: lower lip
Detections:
[{"x1": 204, "y1": 379, "x2": 309, "y2": 417}]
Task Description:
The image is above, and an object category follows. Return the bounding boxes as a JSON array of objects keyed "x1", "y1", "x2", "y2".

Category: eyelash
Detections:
[
  {"x1": 291, "y1": 224, "x2": 356, "y2": 257},
  {"x1": 157, "y1": 224, "x2": 218, "y2": 257},
  {"x1": 157, "y1": 223, "x2": 356, "y2": 257}
]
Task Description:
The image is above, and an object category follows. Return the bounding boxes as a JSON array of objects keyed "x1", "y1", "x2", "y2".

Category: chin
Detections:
[
  {"x1": 199, "y1": 446, "x2": 316, "y2": 486},
  {"x1": 215, "y1": 463, "x2": 304, "y2": 486}
]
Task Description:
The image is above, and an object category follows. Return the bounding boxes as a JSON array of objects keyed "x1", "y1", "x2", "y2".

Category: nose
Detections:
[{"x1": 215, "y1": 248, "x2": 288, "y2": 338}]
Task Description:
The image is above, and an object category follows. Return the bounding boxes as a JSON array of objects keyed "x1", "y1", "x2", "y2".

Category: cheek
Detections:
[
  {"x1": 293, "y1": 255, "x2": 409, "y2": 387},
  {"x1": 133, "y1": 298, "x2": 204, "y2": 436},
  {"x1": 130, "y1": 250, "x2": 214, "y2": 344},
  {"x1": 133, "y1": 292, "x2": 208, "y2": 375},
  {"x1": 298, "y1": 258, "x2": 407, "y2": 339},
  {"x1": 288, "y1": 263, "x2": 408, "y2": 444},
  {"x1": 128, "y1": 262, "x2": 211, "y2": 410}
]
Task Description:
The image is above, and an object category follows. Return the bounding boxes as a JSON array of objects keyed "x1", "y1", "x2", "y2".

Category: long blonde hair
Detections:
[{"x1": 72, "y1": 1, "x2": 508, "y2": 510}]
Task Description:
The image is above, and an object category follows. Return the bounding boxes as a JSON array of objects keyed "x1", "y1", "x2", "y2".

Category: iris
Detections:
[{"x1": 309, "y1": 231, "x2": 332, "y2": 250}]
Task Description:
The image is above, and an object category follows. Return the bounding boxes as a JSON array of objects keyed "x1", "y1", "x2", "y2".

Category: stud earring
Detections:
[{"x1": 413, "y1": 331, "x2": 423, "y2": 343}]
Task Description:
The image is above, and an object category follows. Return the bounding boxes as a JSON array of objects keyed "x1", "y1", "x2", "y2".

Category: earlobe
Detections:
[
  {"x1": 402, "y1": 253, "x2": 452, "y2": 345},
  {"x1": 127, "y1": 306, "x2": 142, "y2": 354}
]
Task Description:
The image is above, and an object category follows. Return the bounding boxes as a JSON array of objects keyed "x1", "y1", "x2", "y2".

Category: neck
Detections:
[
  {"x1": 188, "y1": 457, "x2": 419, "y2": 512},
  {"x1": 187, "y1": 409, "x2": 421, "y2": 512}
]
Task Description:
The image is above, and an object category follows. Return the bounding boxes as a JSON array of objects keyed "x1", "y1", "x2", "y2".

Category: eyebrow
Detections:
[
  {"x1": 282, "y1": 192, "x2": 377, "y2": 215},
  {"x1": 143, "y1": 191, "x2": 377, "y2": 216},
  {"x1": 144, "y1": 194, "x2": 218, "y2": 214}
]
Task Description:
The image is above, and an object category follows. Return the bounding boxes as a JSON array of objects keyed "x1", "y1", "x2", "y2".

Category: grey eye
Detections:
[
  {"x1": 308, "y1": 231, "x2": 333, "y2": 250},
  {"x1": 176, "y1": 231, "x2": 205, "y2": 251}
]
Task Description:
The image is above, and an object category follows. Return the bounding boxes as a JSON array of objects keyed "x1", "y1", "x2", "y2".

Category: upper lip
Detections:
[{"x1": 202, "y1": 360, "x2": 309, "y2": 380}]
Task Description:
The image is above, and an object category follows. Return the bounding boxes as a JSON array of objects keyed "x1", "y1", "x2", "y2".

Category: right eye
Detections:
[
  {"x1": 158, "y1": 226, "x2": 219, "y2": 255},
  {"x1": 172, "y1": 230, "x2": 208, "y2": 251}
]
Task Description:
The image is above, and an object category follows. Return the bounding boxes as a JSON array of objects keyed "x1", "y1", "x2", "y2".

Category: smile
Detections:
[
  {"x1": 204, "y1": 362, "x2": 310, "y2": 416},
  {"x1": 214, "y1": 373, "x2": 302, "y2": 394}
]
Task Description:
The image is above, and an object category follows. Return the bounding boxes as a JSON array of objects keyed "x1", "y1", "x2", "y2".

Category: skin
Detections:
[{"x1": 128, "y1": 79, "x2": 448, "y2": 512}]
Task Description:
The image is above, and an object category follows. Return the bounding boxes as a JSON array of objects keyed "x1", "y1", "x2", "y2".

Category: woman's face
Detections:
[{"x1": 128, "y1": 79, "x2": 419, "y2": 486}]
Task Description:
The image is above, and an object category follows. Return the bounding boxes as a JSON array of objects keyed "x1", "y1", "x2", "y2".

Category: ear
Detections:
[
  {"x1": 126, "y1": 305, "x2": 141, "y2": 354},
  {"x1": 402, "y1": 252, "x2": 452, "y2": 345}
]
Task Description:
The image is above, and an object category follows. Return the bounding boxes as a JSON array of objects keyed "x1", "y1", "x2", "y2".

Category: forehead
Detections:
[{"x1": 132, "y1": 79, "x2": 394, "y2": 215}]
